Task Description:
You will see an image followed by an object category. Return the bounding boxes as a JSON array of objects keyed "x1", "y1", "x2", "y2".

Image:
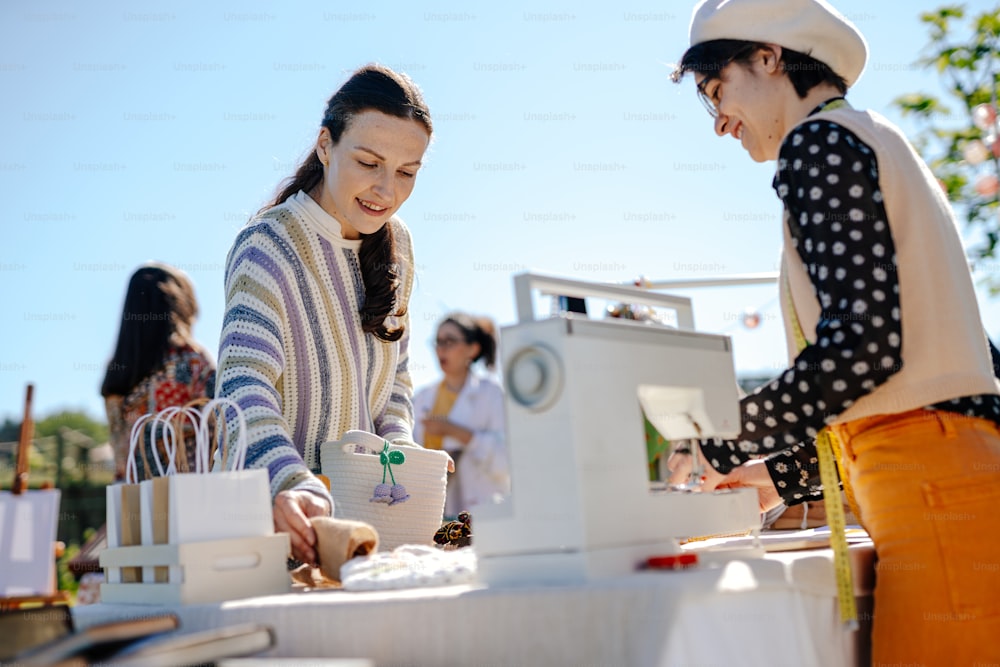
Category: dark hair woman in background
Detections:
[{"x1": 102, "y1": 262, "x2": 216, "y2": 480}]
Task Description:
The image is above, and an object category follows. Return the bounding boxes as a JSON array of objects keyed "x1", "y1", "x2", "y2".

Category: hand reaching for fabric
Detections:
[{"x1": 274, "y1": 489, "x2": 333, "y2": 566}]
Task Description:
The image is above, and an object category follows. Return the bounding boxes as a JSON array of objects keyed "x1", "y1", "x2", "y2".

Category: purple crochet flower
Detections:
[
  {"x1": 370, "y1": 482, "x2": 392, "y2": 503},
  {"x1": 389, "y1": 483, "x2": 410, "y2": 505},
  {"x1": 372, "y1": 440, "x2": 409, "y2": 507}
]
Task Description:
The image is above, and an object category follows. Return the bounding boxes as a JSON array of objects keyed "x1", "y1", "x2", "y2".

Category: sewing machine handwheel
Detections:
[{"x1": 505, "y1": 344, "x2": 563, "y2": 412}]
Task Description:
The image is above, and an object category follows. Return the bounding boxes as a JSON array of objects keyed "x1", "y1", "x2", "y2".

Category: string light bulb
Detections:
[{"x1": 742, "y1": 309, "x2": 762, "y2": 330}]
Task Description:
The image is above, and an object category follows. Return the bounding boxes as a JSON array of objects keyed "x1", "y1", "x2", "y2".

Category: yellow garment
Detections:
[
  {"x1": 422, "y1": 382, "x2": 458, "y2": 450},
  {"x1": 831, "y1": 410, "x2": 1000, "y2": 665}
]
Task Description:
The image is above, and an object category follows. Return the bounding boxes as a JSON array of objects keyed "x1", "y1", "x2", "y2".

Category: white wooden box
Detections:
[{"x1": 100, "y1": 534, "x2": 291, "y2": 605}]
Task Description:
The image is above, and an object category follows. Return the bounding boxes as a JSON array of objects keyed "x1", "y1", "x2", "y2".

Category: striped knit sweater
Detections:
[{"x1": 216, "y1": 190, "x2": 415, "y2": 504}]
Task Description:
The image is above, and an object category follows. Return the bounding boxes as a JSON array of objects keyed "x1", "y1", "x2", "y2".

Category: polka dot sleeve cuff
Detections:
[{"x1": 764, "y1": 440, "x2": 824, "y2": 504}]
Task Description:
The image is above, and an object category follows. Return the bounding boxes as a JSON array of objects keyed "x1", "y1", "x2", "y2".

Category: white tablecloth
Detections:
[{"x1": 74, "y1": 545, "x2": 874, "y2": 667}]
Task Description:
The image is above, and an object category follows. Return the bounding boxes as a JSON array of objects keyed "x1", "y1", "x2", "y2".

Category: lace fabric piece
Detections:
[{"x1": 340, "y1": 545, "x2": 477, "y2": 591}]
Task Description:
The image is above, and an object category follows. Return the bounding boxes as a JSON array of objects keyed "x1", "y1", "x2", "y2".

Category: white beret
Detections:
[{"x1": 688, "y1": 0, "x2": 869, "y2": 87}]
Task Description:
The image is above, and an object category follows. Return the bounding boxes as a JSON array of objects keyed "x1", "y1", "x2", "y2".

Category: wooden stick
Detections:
[{"x1": 12, "y1": 383, "x2": 34, "y2": 495}]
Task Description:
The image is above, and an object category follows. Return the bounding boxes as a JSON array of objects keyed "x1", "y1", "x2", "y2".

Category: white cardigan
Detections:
[{"x1": 412, "y1": 373, "x2": 510, "y2": 517}]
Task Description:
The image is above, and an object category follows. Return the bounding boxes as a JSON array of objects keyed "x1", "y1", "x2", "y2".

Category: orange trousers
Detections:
[{"x1": 831, "y1": 410, "x2": 1000, "y2": 666}]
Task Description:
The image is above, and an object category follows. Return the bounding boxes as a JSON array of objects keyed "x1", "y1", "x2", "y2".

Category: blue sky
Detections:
[{"x1": 2, "y1": 0, "x2": 998, "y2": 424}]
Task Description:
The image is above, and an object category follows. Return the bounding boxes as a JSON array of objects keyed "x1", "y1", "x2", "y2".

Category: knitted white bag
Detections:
[{"x1": 320, "y1": 430, "x2": 449, "y2": 551}]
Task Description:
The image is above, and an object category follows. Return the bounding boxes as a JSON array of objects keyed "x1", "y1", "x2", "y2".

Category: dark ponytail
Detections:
[
  {"x1": 272, "y1": 151, "x2": 325, "y2": 212},
  {"x1": 267, "y1": 64, "x2": 432, "y2": 341}
]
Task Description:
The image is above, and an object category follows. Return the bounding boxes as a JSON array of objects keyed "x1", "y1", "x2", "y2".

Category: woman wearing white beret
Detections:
[{"x1": 669, "y1": 0, "x2": 1000, "y2": 662}]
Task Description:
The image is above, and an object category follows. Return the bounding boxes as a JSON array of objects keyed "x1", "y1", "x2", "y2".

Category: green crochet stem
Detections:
[{"x1": 380, "y1": 441, "x2": 398, "y2": 485}]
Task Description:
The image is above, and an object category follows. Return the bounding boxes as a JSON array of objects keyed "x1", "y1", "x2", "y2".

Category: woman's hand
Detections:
[
  {"x1": 666, "y1": 445, "x2": 783, "y2": 513},
  {"x1": 420, "y1": 416, "x2": 450, "y2": 437},
  {"x1": 273, "y1": 489, "x2": 332, "y2": 566},
  {"x1": 666, "y1": 443, "x2": 727, "y2": 490},
  {"x1": 718, "y1": 459, "x2": 784, "y2": 513},
  {"x1": 421, "y1": 416, "x2": 473, "y2": 446}
]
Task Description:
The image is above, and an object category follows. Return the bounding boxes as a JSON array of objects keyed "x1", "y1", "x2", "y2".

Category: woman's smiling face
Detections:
[
  {"x1": 698, "y1": 47, "x2": 789, "y2": 163},
  {"x1": 314, "y1": 109, "x2": 430, "y2": 238}
]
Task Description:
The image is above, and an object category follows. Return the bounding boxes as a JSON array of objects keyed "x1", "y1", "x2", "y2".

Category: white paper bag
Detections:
[
  {"x1": 132, "y1": 402, "x2": 272, "y2": 584},
  {"x1": 166, "y1": 399, "x2": 272, "y2": 545},
  {"x1": 105, "y1": 413, "x2": 153, "y2": 584},
  {"x1": 138, "y1": 408, "x2": 189, "y2": 582}
]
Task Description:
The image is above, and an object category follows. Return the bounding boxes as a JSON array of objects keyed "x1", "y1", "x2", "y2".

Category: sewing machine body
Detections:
[{"x1": 474, "y1": 274, "x2": 762, "y2": 585}]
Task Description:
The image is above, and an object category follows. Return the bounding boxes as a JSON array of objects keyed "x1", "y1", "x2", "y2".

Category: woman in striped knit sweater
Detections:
[{"x1": 215, "y1": 65, "x2": 432, "y2": 566}]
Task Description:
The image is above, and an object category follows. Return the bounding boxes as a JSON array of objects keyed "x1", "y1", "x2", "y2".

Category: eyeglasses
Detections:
[
  {"x1": 434, "y1": 337, "x2": 464, "y2": 349},
  {"x1": 694, "y1": 46, "x2": 759, "y2": 119},
  {"x1": 697, "y1": 77, "x2": 722, "y2": 118}
]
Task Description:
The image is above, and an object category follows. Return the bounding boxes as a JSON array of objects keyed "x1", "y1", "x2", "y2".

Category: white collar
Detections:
[{"x1": 286, "y1": 190, "x2": 362, "y2": 249}]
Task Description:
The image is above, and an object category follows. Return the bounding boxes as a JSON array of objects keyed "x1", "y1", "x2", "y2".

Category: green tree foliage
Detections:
[
  {"x1": 1, "y1": 410, "x2": 111, "y2": 489},
  {"x1": 35, "y1": 410, "x2": 109, "y2": 444},
  {"x1": 894, "y1": 4, "x2": 1000, "y2": 284},
  {"x1": 0, "y1": 418, "x2": 20, "y2": 442}
]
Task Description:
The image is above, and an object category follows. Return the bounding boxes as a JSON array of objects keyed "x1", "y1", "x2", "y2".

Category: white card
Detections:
[{"x1": 0, "y1": 489, "x2": 62, "y2": 596}]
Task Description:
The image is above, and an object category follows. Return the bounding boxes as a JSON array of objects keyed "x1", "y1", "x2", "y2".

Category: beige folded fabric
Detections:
[
  {"x1": 311, "y1": 517, "x2": 379, "y2": 583},
  {"x1": 289, "y1": 562, "x2": 329, "y2": 588}
]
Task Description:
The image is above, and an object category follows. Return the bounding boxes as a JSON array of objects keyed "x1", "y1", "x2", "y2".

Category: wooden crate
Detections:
[{"x1": 100, "y1": 534, "x2": 290, "y2": 605}]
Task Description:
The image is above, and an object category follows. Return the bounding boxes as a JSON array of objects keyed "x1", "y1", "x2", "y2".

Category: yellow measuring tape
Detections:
[
  {"x1": 816, "y1": 429, "x2": 859, "y2": 629},
  {"x1": 785, "y1": 259, "x2": 860, "y2": 630}
]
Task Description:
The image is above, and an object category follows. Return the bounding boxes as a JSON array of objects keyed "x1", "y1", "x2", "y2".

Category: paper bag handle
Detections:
[
  {"x1": 200, "y1": 398, "x2": 249, "y2": 471},
  {"x1": 146, "y1": 408, "x2": 182, "y2": 476},
  {"x1": 181, "y1": 397, "x2": 212, "y2": 472},
  {"x1": 159, "y1": 406, "x2": 204, "y2": 474},
  {"x1": 126, "y1": 413, "x2": 155, "y2": 483}
]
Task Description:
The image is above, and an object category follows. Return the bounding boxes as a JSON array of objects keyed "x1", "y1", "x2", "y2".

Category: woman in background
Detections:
[
  {"x1": 215, "y1": 64, "x2": 432, "y2": 566},
  {"x1": 413, "y1": 312, "x2": 509, "y2": 519},
  {"x1": 102, "y1": 262, "x2": 216, "y2": 479}
]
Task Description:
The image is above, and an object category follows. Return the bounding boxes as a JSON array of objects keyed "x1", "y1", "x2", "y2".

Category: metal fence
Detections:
[{"x1": 1, "y1": 430, "x2": 114, "y2": 546}]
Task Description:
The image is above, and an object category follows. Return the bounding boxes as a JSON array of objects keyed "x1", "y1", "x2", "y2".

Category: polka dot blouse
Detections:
[{"x1": 698, "y1": 116, "x2": 1000, "y2": 505}]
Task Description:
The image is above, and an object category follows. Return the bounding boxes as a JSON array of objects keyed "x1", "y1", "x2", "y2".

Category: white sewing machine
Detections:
[{"x1": 475, "y1": 273, "x2": 762, "y2": 585}]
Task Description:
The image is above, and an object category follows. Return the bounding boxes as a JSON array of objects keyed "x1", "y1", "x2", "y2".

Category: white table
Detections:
[{"x1": 74, "y1": 544, "x2": 874, "y2": 667}]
